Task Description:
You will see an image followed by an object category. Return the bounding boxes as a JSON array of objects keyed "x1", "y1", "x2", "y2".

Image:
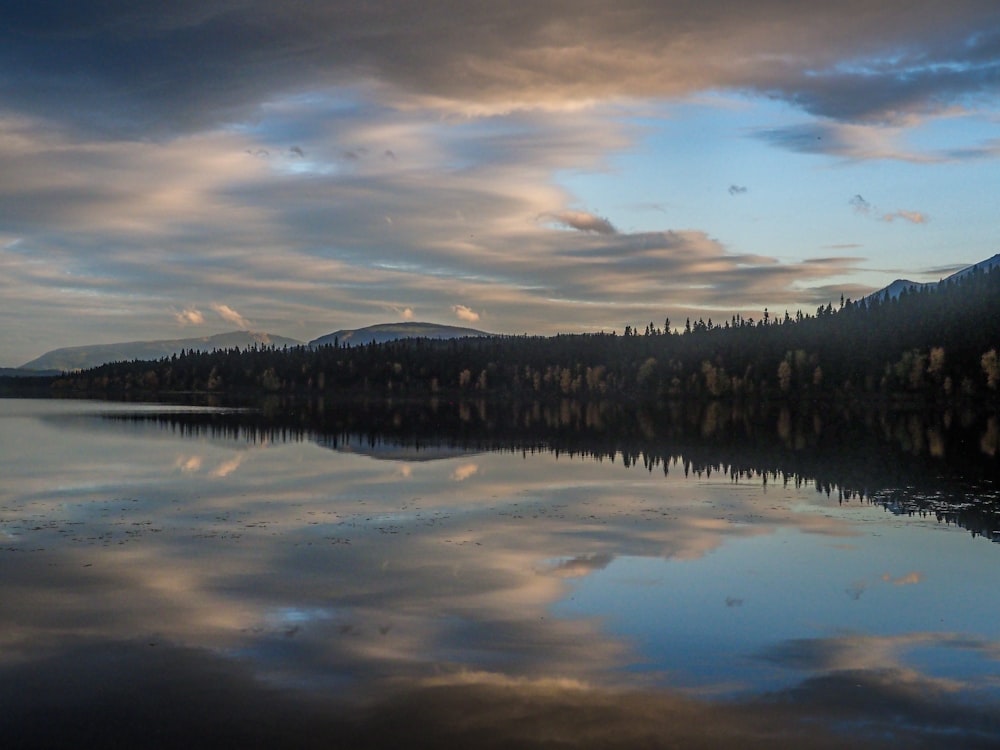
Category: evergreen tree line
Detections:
[{"x1": 15, "y1": 263, "x2": 1000, "y2": 404}]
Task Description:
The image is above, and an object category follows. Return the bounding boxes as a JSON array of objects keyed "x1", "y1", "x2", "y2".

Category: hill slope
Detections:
[
  {"x1": 310, "y1": 321, "x2": 492, "y2": 348},
  {"x1": 0, "y1": 367, "x2": 61, "y2": 378},
  {"x1": 867, "y1": 253, "x2": 1000, "y2": 302},
  {"x1": 20, "y1": 331, "x2": 302, "y2": 371}
]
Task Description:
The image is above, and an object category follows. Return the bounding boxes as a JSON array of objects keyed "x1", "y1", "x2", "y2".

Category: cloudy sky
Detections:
[{"x1": 2, "y1": 1, "x2": 999, "y2": 364}]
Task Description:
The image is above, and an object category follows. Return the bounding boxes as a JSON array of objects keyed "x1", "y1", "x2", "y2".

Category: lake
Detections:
[{"x1": 3, "y1": 397, "x2": 1000, "y2": 748}]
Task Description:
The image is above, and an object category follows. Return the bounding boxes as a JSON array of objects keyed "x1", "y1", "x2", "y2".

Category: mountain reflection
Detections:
[{"x1": 96, "y1": 397, "x2": 1000, "y2": 540}]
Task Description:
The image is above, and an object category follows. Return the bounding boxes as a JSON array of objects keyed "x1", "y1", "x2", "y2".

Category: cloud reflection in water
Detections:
[{"x1": 2, "y1": 399, "x2": 1000, "y2": 747}]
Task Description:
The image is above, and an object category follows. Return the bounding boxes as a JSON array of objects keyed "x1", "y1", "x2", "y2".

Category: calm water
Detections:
[{"x1": 3, "y1": 397, "x2": 1000, "y2": 748}]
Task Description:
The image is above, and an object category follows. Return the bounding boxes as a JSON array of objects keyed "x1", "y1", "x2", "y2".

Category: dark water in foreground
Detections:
[{"x1": 2, "y1": 397, "x2": 1000, "y2": 748}]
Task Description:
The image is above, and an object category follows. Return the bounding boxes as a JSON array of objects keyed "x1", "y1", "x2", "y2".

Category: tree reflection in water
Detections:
[
  {"x1": 4, "y1": 397, "x2": 999, "y2": 749},
  {"x1": 100, "y1": 397, "x2": 1000, "y2": 539}
]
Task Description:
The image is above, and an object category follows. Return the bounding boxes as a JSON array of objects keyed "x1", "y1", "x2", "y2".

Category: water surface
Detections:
[{"x1": 3, "y1": 398, "x2": 1000, "y2": 748}]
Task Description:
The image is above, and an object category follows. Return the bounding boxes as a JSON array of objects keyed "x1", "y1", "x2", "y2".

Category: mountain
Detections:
[
  {"x1": 946, "y1": 252, "x2": 1000, "y2": 282},
  {"x1": 309, "y1": 321, "x2": 492, "y2": 348},
  {"x1": 866, "y1": 253, "x2": 1000, "y2": 302},
  {"x1": 0, "y1": 367, "x2": 61, "y2": 378},
  {"x1": 19, "y1": 331, "x2": 302, "y2": 372}
]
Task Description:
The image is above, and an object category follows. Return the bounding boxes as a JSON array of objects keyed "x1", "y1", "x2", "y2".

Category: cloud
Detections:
[
  {"x1": 544, "y1": 210, "x2": 617, "y2": 235},
  {"x1": 756, "y1": 121, "x2": 922, "y2": 161},
  {"x1": 748, "y1": 81, "x2": 1000, "y2": 167},
  {"x1": 543, "y1": 229, "x2": 862, "y2": 310},
  {"x1": 754, "y1": 119, "x2": 997, "y2": 163},
  {"x1": 0, "y1": 97, "x2": 879, "y2": 364},
  {"x1": 385, "y1": 305, "x2": 415, "y2": 321},
  {"x1": 850, "y1": 195, "x2": 928, "y2": 225},
  {"x1": 452, "y1": 305, "x2": 480, "y2": 323},
  {"x1": 211, "y1": 303, "x2": 252, "y2": 329},
  {"x1": 3, "y1": 22, "x2": 999, "y2": 378},
  {"x1": 752, "y1": 119, "x2": 908, "y2": 162},
  {"x1": 728, "y1": 185, "x2": 747, "y2": 196},
  {"x1": 882, "y1": 571, "x2": 924, "y2": 586},
  {"x1": 880, "y1": 210, "x2": 929, "y2": 224},
  {"x1": 943, "y1": 138, "x2": 1000, "y2": 161},
  {"x1": 3, "y1": 2, "x2": 998, "y2": 136},
  {"x1": 174, "y1": 308, "x2": 205, "y2": 326}
]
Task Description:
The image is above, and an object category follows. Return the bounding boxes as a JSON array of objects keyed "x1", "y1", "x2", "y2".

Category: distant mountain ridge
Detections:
[
  {"x1": 20, "y1": 330, "x2": 302, "y2": 372},
  {"x1": 0, "y1": 367, "x2": 61, "y2": 378},
  {"x1": 866, "y1": 253, "x2": 1000, "y2": 303},
  {"x1": 309, "y1": 321, "x2": 492, "y2": 348}
]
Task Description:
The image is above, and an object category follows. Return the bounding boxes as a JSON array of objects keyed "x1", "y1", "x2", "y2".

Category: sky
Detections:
[{"x1": 2, "y1": 1, "x2": 999, "y2": 365}]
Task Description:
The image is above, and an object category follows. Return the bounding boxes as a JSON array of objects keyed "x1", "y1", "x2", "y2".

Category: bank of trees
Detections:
[{"x1": 28, "y1": 262, "x2": 1000, "y2": 404}]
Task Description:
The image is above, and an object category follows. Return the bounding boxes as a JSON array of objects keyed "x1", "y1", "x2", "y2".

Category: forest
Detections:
[{"x1": 5, "y1": 262, "x2": 1000, "y2": 405}]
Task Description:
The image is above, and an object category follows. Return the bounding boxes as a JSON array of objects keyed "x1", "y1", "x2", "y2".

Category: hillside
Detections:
[
  {"x1": 0, "y1": 367, "x2": 61, "y2": 378},
  {"x1": 865, "y1": 253, "x2": 1000, "y2": 302},
  {"x1": 309, "y1": 321, "x2": 491, "y2": 348},
  {"x1": 20, "y1": 331, "x2": 302, "y2": 372}
]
